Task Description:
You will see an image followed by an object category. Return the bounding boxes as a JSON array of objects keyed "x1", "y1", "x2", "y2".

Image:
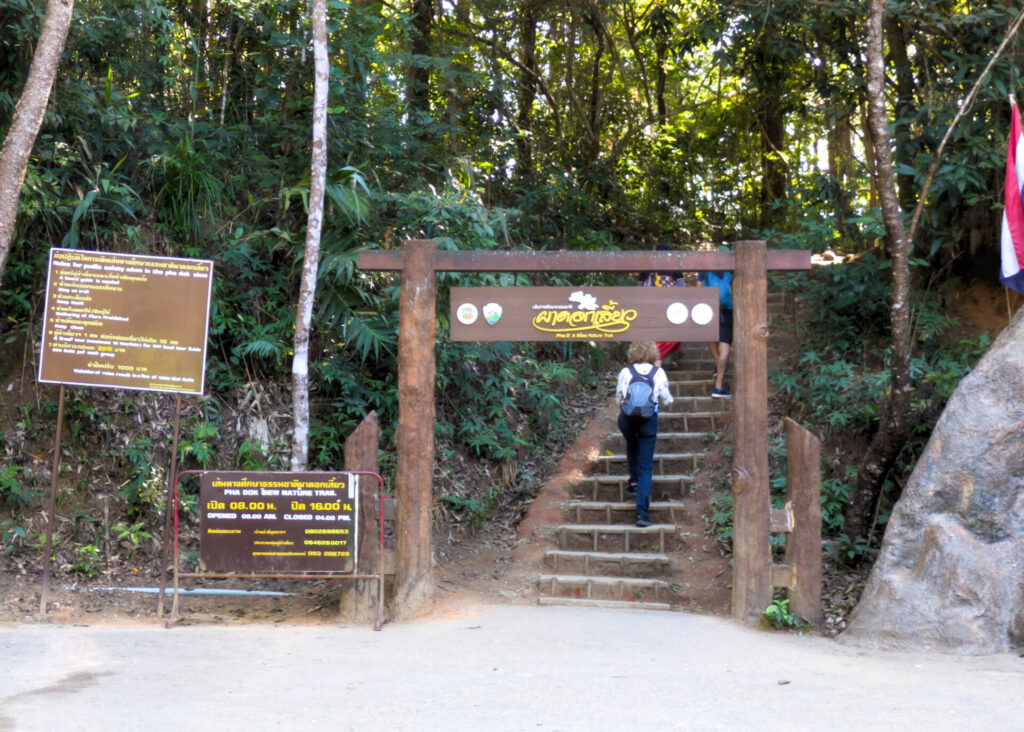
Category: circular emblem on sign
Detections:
[
  {"x1": 483, "y1": 302, "x2": 503, "y2": 326},
  {"x1": 456, "y1": 302, "x2": 478, "y2": 325},
  {"x1": 691, "y1": 302, "x2": 714, "y2": 326},
  {"x1": 666, "y1": 302, "x2": 689, "y2": 325}
]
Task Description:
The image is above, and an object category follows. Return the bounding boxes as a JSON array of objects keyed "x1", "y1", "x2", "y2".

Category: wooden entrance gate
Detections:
[{"x1": 358, "y1": 240, "x2": 819, "y2": 623}]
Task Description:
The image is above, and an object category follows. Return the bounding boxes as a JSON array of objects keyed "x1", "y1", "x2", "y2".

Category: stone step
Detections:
[
  {"x1": 662, "y1": 366, "x2": 715, "y2": 379},
  {"x1": 536, "y1": 596, "x2": 672, "y2": 611},
  {"x1": 555, "y1": 523, "x2": 680, "y2": 553},
  {"x1": 667, "y1": 380, "x2": 718, "y2": 398},
  {"x1": 570, "y1": 474, "x2": 697, "y2": 502},
  {"x1": 568, "y1": 500, "x2": 689, "y2": 525},
  {"x1": 596, "y1": 452, "x2": 703, "y2": 475},
  {"x1": 662, "y1": 395, "x2": 732, "y2": 414},
  {"x1": 539, "y1": 573, "x2": 674, "y2": 603},
  {"x1": 542, "y1": 550, "x2": 670, "y2": 577},
  {"x1": 603, "y1": 431, "x2": 710, "y2": 453},
  {"x1": 654, "y1": 411, "x2": 730, "y2": 433}
]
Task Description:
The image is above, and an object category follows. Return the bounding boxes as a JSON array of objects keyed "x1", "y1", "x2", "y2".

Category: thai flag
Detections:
[{"x1": 1001, "y1": 100, "x2": 1024, "y2": 293}]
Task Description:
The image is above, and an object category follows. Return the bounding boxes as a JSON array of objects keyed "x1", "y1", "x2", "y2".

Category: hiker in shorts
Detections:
[
  {"x1": 638, "y1": 243, "x2": 684, "y2": 368},
  {"x1": 697, "y1": 251, "x2": 733, "y2": 398},
  {"x1": 616, "y1": 341, "x2": 674, "y2": 527}
]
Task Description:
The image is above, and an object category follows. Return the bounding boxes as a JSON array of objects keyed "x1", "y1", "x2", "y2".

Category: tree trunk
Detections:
[
  {"x1": 0, "y1": 0, "x2": 75, "y2": 287},
  {"x1": 583, "y1": 13, "x2": 605, "y2": 173},
  {"x1": 290, "y1": 0, "x2": 329, "y2": 471},
  {"x1": 446, "y1": 0, "x2": 471, "y2": 154},
  {"x1": 515, "y1": 5, "x2": 538, "y2": 178},
  {"x1": 758, "y1": 87, "x2": 787, "y2": 229},
  {"x1": 406, "y1": 0, "x2": 432, "y2": 139},
  {"x1": 655, "y1": 48, "x2": 667, "y2": 121},
  {"x1": 844, "y1": 0, "x2": 914, "y2": 541},
  {"x1": 885, "y1": 14, "x2": 918, "y2": 213}
]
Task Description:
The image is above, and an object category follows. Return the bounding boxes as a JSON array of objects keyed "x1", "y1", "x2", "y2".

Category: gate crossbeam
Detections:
[{"x1": 358, "y1": 245, "x2": 810, "y2": 273}]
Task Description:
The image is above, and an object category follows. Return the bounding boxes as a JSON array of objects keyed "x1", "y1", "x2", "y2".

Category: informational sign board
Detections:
[
  {"x1": 199, "y1": 471, "x2": 358, "y2": 573},
  {"x1": 450, "y1": 286, "x2": 719, "y2": 342},
  {"x1": 37, "y1": 248, "x2": 214, "y2": 394}
]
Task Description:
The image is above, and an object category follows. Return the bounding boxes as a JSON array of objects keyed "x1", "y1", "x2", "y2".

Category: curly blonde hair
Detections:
[{"x1": 627, "y1": 341, "x2": 659, "y2": 365}]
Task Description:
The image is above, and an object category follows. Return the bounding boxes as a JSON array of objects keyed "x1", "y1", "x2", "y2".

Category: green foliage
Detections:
[
  {"x1": 772, "y1": 256, "x2": 990, "y2": 542},
  {"x1": 763, "y1": 597, "x2": 807, "y2": 630},
  {"x1": 705, "y1": 478, "x2": 734, "y2": 549},
  {"x1": 70, "y1": 543, "x2": 103, "y2": 577},
  {"x1": 179, "y1": 420, "x2": 220, "y2": 469},
  {"x1": 436, "y1": 341, "x2": 581, "y2": 462},
  {"x1": 111, "y1": 521, "x2": 153, "y2": 556},
  {"x1": 119, "y1": 436, "x2": 165, "y2": 517},
  {"x1": 237, "y1": 439, "x2": 273, "y2": 471},
  {"x1": 439, "y1": 484, "x2": 502, "y2": 529},
  {"x1": 1, "y1": 519, "x2": 32, "y2": 555},
  {"x1": 832, "y1": 533, "x2": 870, "y2": 565},
  {"x1": 0, "y1": 464, "x2": 38, "y2": 507},
  {"x1": 821, "y1": 463, "x2": 858, "y2": 534},
  {"x1": 152, "y1": 128, "x2": 228, "y2": 244}
]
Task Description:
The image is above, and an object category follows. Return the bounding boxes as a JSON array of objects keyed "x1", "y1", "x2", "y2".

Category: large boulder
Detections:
[{"x1": 840, "y1": 309, "x2": 1024, "y2": 654}]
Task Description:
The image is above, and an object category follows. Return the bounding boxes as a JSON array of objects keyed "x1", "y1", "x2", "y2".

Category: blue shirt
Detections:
[{"x1": 698, "y1": 271, "x2": 733, "y2": 310}]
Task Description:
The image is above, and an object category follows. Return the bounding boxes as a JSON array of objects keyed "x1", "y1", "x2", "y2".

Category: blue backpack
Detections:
[{"x1": 621, "y1": 365, "x2": 657, "y2": 418}]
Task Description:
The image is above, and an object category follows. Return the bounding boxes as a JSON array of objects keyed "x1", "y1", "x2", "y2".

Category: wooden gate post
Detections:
[
  {"x1": 393, "y1": 239, "x2": 437, "y2": 617},
  {"x1": 340, "y1": 410, "x2": 382, "y2": 621},
  {"x1": 783, "y1": 417, "x2": 824, "y2": 625},
  {"x1": 731, "y1": 240, "x2": 772, "y2": 621}
]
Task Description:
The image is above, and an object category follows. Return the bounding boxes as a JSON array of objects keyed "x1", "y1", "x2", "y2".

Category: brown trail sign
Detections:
[
  {"x1": 450, "y1": 286, "x2": 719, "y2": 342},
  {"x1": 358, "y1": 240, "x2": 819, "y2": 623}
]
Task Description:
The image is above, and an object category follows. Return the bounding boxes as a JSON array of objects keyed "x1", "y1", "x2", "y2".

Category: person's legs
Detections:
[
  {"x1": 657, "y1": 341, "x2": 680, "y2": 369},
  {"x1": 707, "y1": 340, "x2": 725, "y2": 394},
  {"x1": 714, "y1": 341, "x2": 730, "y2": 390},
  {"x1": 618, "y1": 412, "x2": 639, "y2": 491},
  {"x1": 712, "y1": 308, "x2": 733, "y2": 397},
  {"x1": 634, "y1": 414, "x2": 658, "y2": 525}
]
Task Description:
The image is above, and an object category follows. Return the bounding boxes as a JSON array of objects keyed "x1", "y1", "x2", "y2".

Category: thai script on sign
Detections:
[{"x1": 531, "y1": 299, "x2": 638, "y2": 335}]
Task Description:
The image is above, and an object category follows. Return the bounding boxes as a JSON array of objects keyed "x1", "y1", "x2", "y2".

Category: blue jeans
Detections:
[{"x1": 617, "y1": 412, "x2": 658, "y2": 521}]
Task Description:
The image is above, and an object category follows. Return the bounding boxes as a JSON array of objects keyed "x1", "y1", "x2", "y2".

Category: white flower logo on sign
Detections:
[{"x1": 568, "y1": 290, "x2": 599, "y2": 310}]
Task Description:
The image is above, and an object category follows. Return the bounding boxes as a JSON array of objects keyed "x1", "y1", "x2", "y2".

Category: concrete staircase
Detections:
[{"x1": 537, "y1": 342, "x2": 731, "y2": 611}]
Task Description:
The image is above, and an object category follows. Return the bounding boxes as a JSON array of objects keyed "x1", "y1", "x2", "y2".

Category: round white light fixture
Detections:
[
  {"x1": 691, "y1": 302, "x2": 715, "y2": 326},
  {"x1": 666, "y1": 302, "x2": 689, "y2": 325}
]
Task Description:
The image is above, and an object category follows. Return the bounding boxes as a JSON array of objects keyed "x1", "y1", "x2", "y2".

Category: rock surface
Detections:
[{"x1": 840, "y1": 309, "x2": 1024, "y2": 654}]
